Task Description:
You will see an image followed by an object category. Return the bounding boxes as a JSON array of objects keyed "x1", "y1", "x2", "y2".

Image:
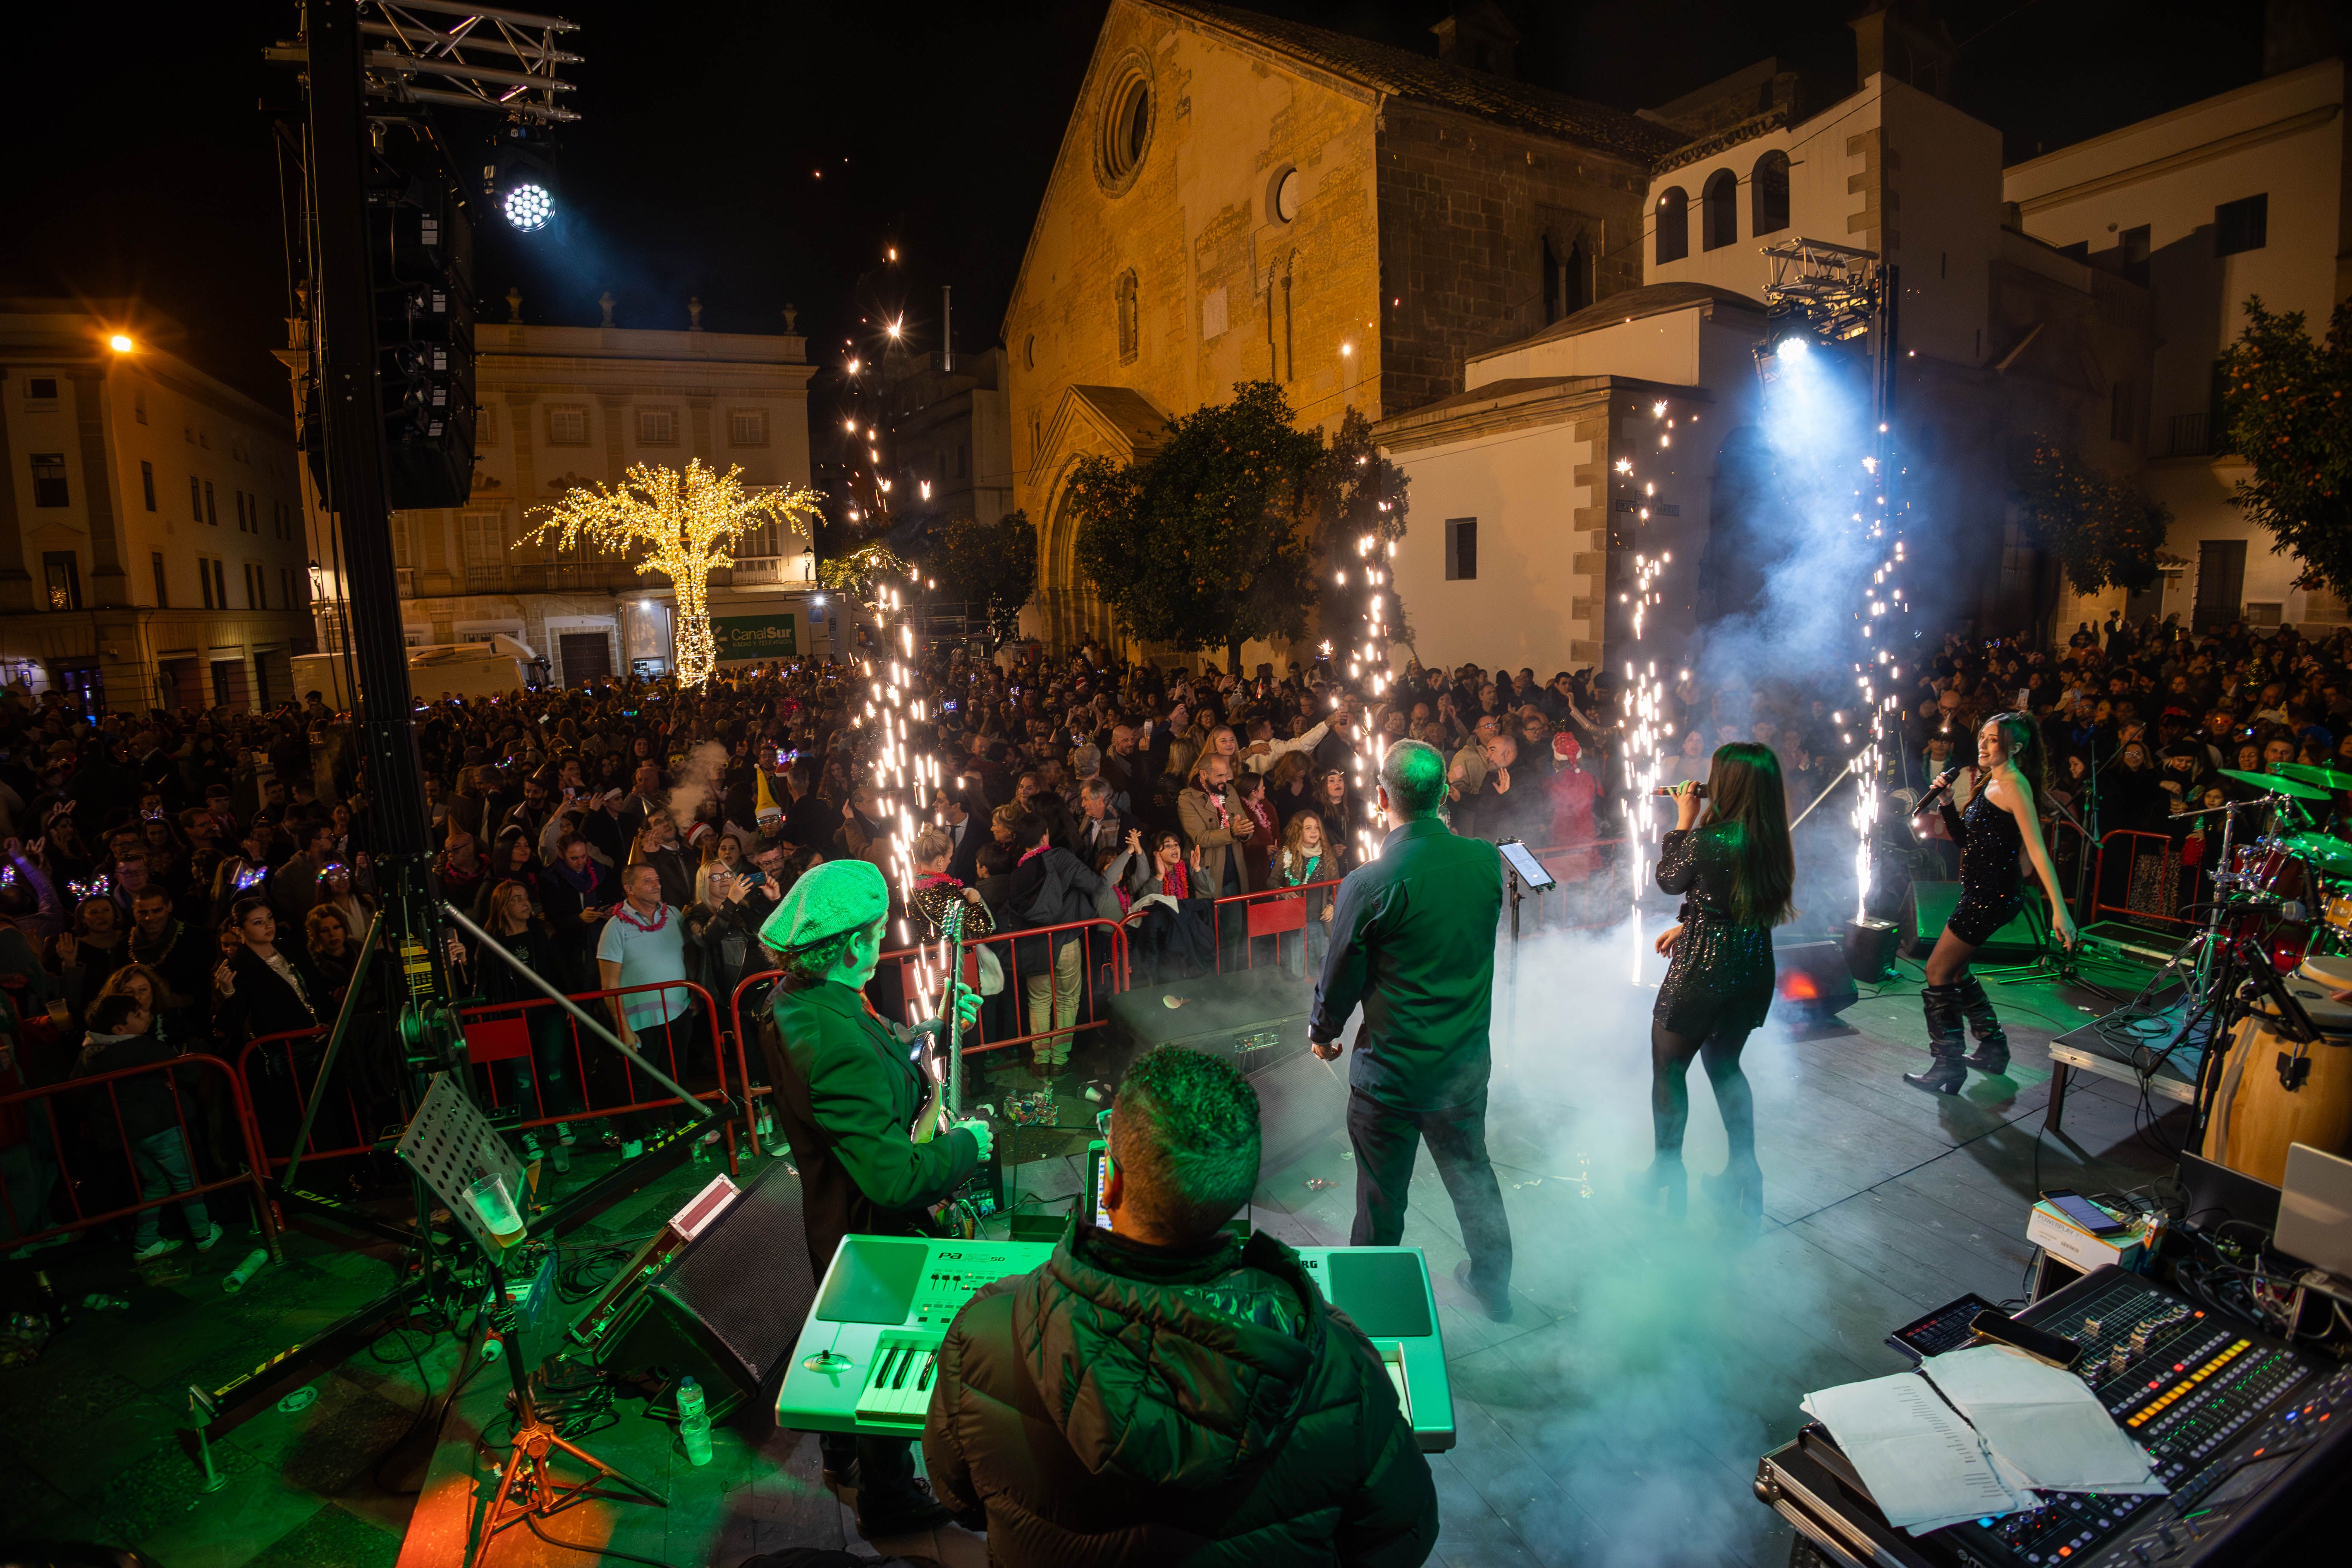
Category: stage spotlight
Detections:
[
  {"x1": 107, "y1": 333, "x2": 135, "y2": 353},
  {"x1": 502, "y1": 182, "x2": 554, "y2": 232},
  {"x1": 1779, "y1": 334, "x2": 1810, "y2": 358}
]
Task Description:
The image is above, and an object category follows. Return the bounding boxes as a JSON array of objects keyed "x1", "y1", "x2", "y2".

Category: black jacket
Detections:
[
  {"x1": 758, "y1": 980, "x2": 980, "y2": 1278},
  {"x1": 1005, "y1": 846, "x2": 1106, "y2": 971},
  {"x1": 925, "y1": 1225, "x2": 1437, "y2": 1568},
  {"x1": 216, "y1": 944, "x2": 322, "y2": 1043}
]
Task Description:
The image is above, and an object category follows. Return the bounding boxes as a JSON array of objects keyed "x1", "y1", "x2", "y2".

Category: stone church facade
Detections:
[{"x1": 1004, "y1": 0, "x2": 1682, "y2": 656}]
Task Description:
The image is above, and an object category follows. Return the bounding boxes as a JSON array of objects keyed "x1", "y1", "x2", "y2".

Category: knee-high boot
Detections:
[
  {"x1": 1954, "y1": 973, "x2": 2010, "y2": 1074},
  {"x1": 1903, "y1": 983, "x2": 1969, "y2": 1094}
]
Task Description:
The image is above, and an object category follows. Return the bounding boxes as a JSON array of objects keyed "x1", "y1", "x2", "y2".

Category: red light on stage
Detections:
[{"x1": 1782, "y1": 972, "x2": 1819, "y2": 1001}]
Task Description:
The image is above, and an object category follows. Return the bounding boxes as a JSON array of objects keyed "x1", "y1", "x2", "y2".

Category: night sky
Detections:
[{"x1": 2, "y1": 1, "x2": 2269, "y2": 418}]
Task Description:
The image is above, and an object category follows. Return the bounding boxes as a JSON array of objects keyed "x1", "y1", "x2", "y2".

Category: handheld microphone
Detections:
[
  {"x1": 1649, "y1": 783, "x2": 1706, "y2": 799},
  {"x1": 1915, "y1": 766, "x2": 1964, "y2": 814}
]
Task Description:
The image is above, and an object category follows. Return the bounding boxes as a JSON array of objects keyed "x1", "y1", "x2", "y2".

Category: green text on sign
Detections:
[{"x1": 711, "y1": 613, "x2": 798, "y2": 661}]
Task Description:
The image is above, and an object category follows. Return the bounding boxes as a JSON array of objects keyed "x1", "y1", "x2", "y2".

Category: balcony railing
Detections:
[{"x1": 732, "y1": 556, "x2": 783, "y2": 584}]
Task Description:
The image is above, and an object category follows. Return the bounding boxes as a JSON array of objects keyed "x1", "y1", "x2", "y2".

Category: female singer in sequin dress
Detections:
[
  {"x1": 1904, "y1": 711, "x2": 2076, "y2": 1093},
  {"x1": 1640, "y1": 741, "x2": 1795, "y2": 1217}
]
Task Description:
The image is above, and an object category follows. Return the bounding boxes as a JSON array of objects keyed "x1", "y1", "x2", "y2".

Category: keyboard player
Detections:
[
  {"x1": 922, "y1": 1045, "x2": 1438, "y2": 1564},
  {"x1": 756, "y1": 858, "x2": 990, "y2": 1540}
]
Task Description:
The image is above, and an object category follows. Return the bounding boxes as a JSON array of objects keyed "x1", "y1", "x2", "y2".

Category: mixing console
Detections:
[
  {"x1": 778, "y1": 1233, "x2": 1454, "y2": 1450},
  {"x1": 1758, "y1": 1267, "x2": 2349, "y2": 1568}
]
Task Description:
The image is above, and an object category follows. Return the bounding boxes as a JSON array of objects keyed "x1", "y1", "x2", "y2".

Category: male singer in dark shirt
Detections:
[{"x1": 1311, "y1": 738, "x2": 1514, "y2": 1321}]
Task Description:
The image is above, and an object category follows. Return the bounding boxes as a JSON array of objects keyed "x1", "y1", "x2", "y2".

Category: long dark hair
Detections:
[
  {"x1": 1703, "y1": 741, "x2": 1795, "y2": 928},
  {"x1": 1986, "y1": 710, "x2": 2048, "y2": 799}
]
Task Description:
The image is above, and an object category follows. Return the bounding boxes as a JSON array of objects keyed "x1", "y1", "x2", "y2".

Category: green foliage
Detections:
[
  {"x1": 2218, "y1": 296, "x2": 2352, "y2": 598},
  {"x1": 1316, "y1": 407, "x2": 1412, "y2": 665},
  {"x1": 1069, "y1": 381, "x2": 1326, "y2": 671},
  {"x1": 934, "y1": 511, "x2": 1040, "y2": 651},
  {"x1": 2013, "y1": 441, "x2": 2169, "y2": 597},
  {"x1": 816, "y1": 542, "x2": 913, "y2": 597}
]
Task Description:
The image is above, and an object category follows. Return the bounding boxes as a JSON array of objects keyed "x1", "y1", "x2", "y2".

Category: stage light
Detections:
[
  {"x1": 502, "y1": 183, "x2": 554, "y2": 231},
  {"x1": 107, "y1": 334, "x2": 134, "y2": 353},
  {"x1": 1779, "y1": 334, "x2": 1810, "y2": 358}
]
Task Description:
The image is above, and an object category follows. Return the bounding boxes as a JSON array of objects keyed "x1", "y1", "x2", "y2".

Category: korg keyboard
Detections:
[
  {"x1": 776, "y1": 1234, "x2": 1455, "y2": 1451},
  {"x1": 1755, "y1": 1266, "x2": 2350, "y2": 1567}
]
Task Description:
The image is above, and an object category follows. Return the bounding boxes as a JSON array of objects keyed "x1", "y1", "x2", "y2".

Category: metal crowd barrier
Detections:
[
  {"x1": 236, "y1": 980, "x2": 740, "y2": 1177},
  {"x1": 0, "y1": 1051, "x2": 282, "y2": 1258}
]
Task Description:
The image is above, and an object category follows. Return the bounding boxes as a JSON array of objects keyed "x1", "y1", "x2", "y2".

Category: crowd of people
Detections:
[{"x1": 4, "y1": 602, "x2": 2347, "y2": 1262}]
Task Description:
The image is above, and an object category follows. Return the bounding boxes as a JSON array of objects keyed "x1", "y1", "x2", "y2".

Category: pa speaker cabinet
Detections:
[
  {"x1": 1770, "y1": 939, "x2": 1859, "y2": 1021},
  {"x1": 1898, "y1": 879, "x2": 2046, "y2": 960},
  {"x1": 1106, "y1": 965, "x2": 1315, "y2": 1076},
  {"x1": 595, "y1": 1157, "x2": 815, "y2": 1405}
]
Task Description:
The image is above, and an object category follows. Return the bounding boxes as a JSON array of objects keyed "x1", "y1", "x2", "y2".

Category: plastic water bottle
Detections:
[{"x1": 677, "y1": 1375, "x2": 712, "y2": 1467}]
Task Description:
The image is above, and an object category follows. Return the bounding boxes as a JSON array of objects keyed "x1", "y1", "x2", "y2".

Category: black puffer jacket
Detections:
[{"x1": 924, "y1": 1225, "x2": 1436, "y2": 1568}]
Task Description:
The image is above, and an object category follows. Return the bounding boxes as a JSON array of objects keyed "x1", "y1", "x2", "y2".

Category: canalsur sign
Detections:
[{"x1": 711, "y1": 613, "x2": 797, "y2": 661}]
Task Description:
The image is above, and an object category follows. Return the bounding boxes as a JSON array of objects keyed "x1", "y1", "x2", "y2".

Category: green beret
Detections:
[{"x1": 759, "y1": 858, "x2": 888, "y2": 950}]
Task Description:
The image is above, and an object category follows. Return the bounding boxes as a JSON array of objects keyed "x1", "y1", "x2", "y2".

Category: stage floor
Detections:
[{"x1": 0, "y1": 939, "x2": 2191, "y2": 1568}]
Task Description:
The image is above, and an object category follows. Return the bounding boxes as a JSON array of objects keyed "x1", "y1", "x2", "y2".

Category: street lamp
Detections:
[{"x1": 108, "y1": 334, "x2": 134, "y2": 353}]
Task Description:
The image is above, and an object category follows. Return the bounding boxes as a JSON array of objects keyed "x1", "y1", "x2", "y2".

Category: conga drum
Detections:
[{"x1": 2207, "y1": 968, "x2": 2352, "y2": 1185}]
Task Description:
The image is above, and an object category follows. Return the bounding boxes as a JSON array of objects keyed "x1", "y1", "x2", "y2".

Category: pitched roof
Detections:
[
  {"x1": 1485, "y1": 281, "x2": 1769, "y2": 356},
  {"x1": 1152, "y1": 1, "x2": 1688, "y2": 164}
]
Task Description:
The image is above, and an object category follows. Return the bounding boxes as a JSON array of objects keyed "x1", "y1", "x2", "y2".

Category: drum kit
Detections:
[{"x1": 2168, "y1": 762, "x2": 2352, "y2": 1185}]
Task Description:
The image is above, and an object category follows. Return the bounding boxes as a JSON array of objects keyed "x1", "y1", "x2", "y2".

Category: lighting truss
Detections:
[
  {"x1": 358, "y1": 1, "x2": 582, "y2": 123},
  {"x1": 1759, "y1": 237, "x2": 1881, "y2": 345}
]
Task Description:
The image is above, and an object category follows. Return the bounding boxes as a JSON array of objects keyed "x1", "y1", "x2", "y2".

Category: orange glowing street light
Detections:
[{"x1": 107, "y1": 334, "x2": 135, "y2": 352}]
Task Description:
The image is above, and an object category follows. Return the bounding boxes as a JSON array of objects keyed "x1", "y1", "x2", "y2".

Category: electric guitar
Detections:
[{"x1": 911, "y1": 897, "x2": 967, "y2": 1146}]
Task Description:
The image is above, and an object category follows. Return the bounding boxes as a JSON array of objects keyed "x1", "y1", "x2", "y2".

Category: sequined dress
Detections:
[
  {"x1": 1654, "y1": 827, "x2": 1776, "y2": 1036},
  {"x1": 1942, "y1": 787, "x2": 2023, "y2": 946}
]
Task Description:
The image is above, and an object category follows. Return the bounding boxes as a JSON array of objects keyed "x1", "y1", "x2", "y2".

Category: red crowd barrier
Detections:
[
  {"x1": 2091, "y1": 828, "x2": 2199, "y2": 931},
  {"x1": 0, "y1": 1051, "x2": 281, "y2": 1258},
  {"x1": 236, "y1": 980, "x2": 740, "y2": 1178}
]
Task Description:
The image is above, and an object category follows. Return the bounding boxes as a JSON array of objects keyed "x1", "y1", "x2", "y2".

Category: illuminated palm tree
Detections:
[{"x1": 525, "y1": 459, "x2": 821, "y2": 686}]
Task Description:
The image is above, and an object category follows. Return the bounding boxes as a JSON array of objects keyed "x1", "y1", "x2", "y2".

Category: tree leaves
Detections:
[
  {"x1": 2012, "y1": 442, "x2": 2169, "y2": 597},
  {"x1": 933, "y1": 511, "x2": 1040, "y2": 652},
  {"x1": 2219, "y1": 297, "x2": 2352, "y2": 599}
]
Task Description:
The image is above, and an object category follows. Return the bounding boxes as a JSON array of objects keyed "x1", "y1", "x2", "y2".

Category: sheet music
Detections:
[
  {"x1": 1802, "y1": 1373, "x2": 2041, "y2": 1532},
  {"x1": 1921, "y1": 1345, "x2": 2165, "y2": 1496}
]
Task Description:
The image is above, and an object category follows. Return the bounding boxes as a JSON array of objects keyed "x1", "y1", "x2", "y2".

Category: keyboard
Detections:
[{"x1": 777, "y1": 1234, "x2": 1455, "y2": 1450}]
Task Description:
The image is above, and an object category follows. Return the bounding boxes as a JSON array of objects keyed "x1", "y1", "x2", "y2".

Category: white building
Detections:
[
  {"x1": 2004, "y1": 57, "x2": 2349, "y2": 633},
  {"x1": 1, "y1": 301, "x2": 313, "y2": 710},
  {"x1": 292, "y1": 303, "x2": 822, "y2": 684}
]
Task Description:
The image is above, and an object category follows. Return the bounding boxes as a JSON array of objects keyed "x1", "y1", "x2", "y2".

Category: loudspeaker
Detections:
[
  {"x1": 1106, "y1": 965, "x2": 1315, "y2": 1075},
  {"x1": 1771, "y1": 940, "x2": 1859, "y2": 1021},
  {"x1": 1897, "y1": 880, "x2": 2046, "y2": 960},
  {"x1": 595, "y1": 1157, "x2": 815, "y2": 1403}
]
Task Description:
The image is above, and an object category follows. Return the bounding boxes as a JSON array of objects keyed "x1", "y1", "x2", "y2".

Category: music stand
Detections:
[{"x1": 395, "y1": 1074, "x2": 665, "y2": 1567}]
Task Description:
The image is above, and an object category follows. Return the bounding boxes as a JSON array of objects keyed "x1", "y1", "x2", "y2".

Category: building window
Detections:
[
  {"x1": 191, "y1": 476, "x2": 204, "y2": 521},
  {"x1": 477, "y1": 404, "x2": 499, "y2": 446},
  {"x1": 2215, "y1": 193, "x2": 2267, "y2": 256},
  {"x1": 42, "y1": 551, "x2": 82, "y2": 611},
  {"x1": 1268, "y1": 164, "x2": 1301, "y2": 224},
  {"x1": 25, "y1": 377, "x2": 59, "y2": 404},
  {"x1": 728, "y1": 409, "x2": 769, "y2": 445},
  {"x1": 198, "y1": 557, "x2": 214, "y2": 609},
  {"x1": 461, "y1": 511, "x2": 503, "y2": 565},
  {"x1": 547, "y1": 406, "x2": 589, "y2": 445},
  {"x1": 1115, "y1": 270, "x2": 1139, "y2": 363},
  {"x1": 30, "y1": 453, "x2": 69, "y2": 508},
  {"x1": 956, "y1": 442, "x2": 968, "y2": 478},
  {"x1": 152, "y1": 551, "x2": 169, "y2": 608},
  {"x1": 235, "y1": 490, "x2": 246, "y2": 530},
  {"x1": 1702, "y1": 169, "x2": 1738, "y2": 251},
  {"x1": 212, "y1": 559, "x2": 227, "y2": 609},
  {"x1": 141, "y1": 460, "x2": 156, "y2": 511},
  {"x1": 2119, "y1": 224, "x2": 2151, "y2": 286},
  {"x1": 1543, "y1": 235, "x2": 1588, "y2": 324},
  {"x1": 1023, "y1": 334, "x2": 1035, "y2": 369},
  {"x1": 1654, "y1": 187, "x2": 1689, "y2": 264},
  {"x1": 1446, "y1": 518, "x2": 1478, "y2": 581},
  {"x1": 2110, "y1": 379, "x2": 2137, "y2": 443},
  {"x1": 204, "y1": 480, "x2": 218, "y2": 525},
  {"x1": 1752, "y1": 151, "x2": 1790, "y2": 235},
  {"x1": 636, "y1": 408, "x2": 677, "y2": 445},
  {"x1": 134, "y1": 388, "x2": 147, "y2": 425},
  {"x1": 245, "y1": 563, "x2": 262, "y2": 610},
  {"x1": 1096, "y1": 63, "x2": 1153, "y2": 191}
]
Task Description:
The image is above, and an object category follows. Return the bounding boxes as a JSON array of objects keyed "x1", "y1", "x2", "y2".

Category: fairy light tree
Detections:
[{"x1": 525, "y1": 459, "x2": 821, "y2": 686}]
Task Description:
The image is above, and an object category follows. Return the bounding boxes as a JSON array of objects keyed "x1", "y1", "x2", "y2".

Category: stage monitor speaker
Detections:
[
  {"x1": 1898, "y1": 879, "x2": 2046, "y2": 960},
  {"x1": 1771, "y1": 940, "x2": 1859, "y2": 1021},
  {"x1": 595, "y1": 1156, "x2": 815, "y2": 1403}
]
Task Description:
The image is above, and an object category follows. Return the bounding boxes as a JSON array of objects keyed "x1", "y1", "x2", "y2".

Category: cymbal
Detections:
[
  {"x1": 2273, "y1": 761, "x2": 2352, "y2": 792},
  {"x1": 2278, "y1": 832, "x2": 2352, "y2": 879},
  {"x1": 2219, "y1": 768, "x2": 2331, "y2": 801}
]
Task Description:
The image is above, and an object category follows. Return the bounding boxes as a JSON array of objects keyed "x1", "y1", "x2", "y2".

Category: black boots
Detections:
[
  {"x1": 1954, "y1": 973, "x2": 2011, "y2": 1075},
  {"x1": 1904, "y1": 983, "x2": 1969, "y2": 1094}
]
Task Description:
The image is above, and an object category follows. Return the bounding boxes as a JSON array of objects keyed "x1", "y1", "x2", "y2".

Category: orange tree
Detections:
[
  {"x1": 2219, "y1": 297, "x2": 2352, "y2": 597},
  {"x1": 1068, "y1": 380, "x2": 1324, "y2": 673}
]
